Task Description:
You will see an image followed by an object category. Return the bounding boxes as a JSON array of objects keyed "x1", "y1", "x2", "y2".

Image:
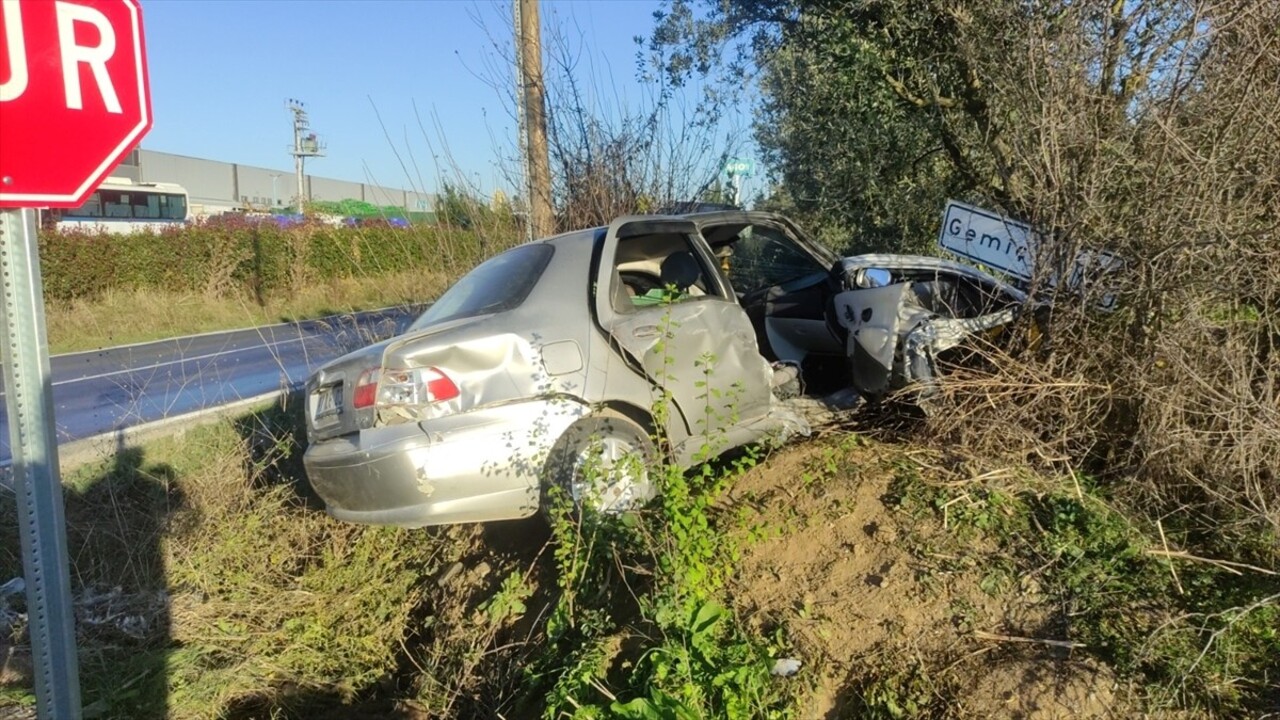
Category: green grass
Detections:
[
  {"x1": 4, "y1": 405, "x2": 1274, "y2": 717},
  {"x1": 530, "y1": 448, "x2": 798, "y2": 720},
  {"x1": 0, "y1": 402, "x2": 452, "y2": 719},
  {"x1": 885, "y1": 462, "x2": 1280, "y2": 716},
  {"x1": 0, "y1": 387, "x2": 799, "y2": 718}
]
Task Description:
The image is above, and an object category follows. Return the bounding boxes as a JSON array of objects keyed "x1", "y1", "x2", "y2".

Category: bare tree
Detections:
[{"x1": 463, "y1": 3, "x2": 751, "y2": 233}]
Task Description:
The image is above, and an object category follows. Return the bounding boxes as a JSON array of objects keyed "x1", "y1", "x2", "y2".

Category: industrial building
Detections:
[{"x1": 107, "y1": 148, "x2": 437, "y2": 218}]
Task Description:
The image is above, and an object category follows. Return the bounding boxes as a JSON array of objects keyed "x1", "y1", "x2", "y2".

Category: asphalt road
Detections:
[{"x1": 0, "y1": 307, "x2": 419, "y2": 463}]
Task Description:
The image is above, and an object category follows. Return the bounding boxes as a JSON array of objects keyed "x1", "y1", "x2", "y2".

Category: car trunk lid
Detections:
[
  {"x1": 306, "y1": 315, "x2": 495, "y2": 441},
  {"x1": 307, "y1": 340, "x2": 388, "y2": 441}
]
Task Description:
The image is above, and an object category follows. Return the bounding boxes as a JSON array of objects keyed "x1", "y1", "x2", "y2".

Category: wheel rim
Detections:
[{"x1": 570, "y1": 435, "x2": 649, "y2": 513}]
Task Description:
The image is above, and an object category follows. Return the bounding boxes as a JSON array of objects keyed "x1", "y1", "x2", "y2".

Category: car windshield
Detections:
[
  {"x1": 409, "y1": 243, "x2": 553, "y2": 330},
  {"x1": 725, "y1": 225, "x2": 829, "y2": 295}
]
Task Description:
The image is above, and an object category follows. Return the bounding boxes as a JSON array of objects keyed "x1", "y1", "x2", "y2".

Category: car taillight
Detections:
[
  {"x1": 352, "y1": 366, "x2": 460, "y2": 412},
  {"x1": 377, "y1": 366, "x2": 460, "y2": 407},
  {"x1": 352, "y1": 368, "x2": 380, "y2": 409}
]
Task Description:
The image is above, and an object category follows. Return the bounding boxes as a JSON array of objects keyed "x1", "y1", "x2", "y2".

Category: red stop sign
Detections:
[{"x1": 0, "y1": 0, "x2": 151, "y2": 208}]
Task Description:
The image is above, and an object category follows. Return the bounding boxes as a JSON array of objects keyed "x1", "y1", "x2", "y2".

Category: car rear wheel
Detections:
[{"x1": 542, "y1": 410, "x2": 656, "y2": 517}]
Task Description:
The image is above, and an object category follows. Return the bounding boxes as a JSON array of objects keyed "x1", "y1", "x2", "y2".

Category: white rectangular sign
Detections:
[{"x1": 937, "y1": 200, "x2": 1036, "y2": 281}]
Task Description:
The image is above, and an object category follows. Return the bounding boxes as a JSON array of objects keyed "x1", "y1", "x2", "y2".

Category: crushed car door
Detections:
[
  {"x1": 594, "y1": 216, "x2": 775, "y2": 445},
  {"x1": 832, "y1": 284, "x2": 911, "y2": 399},
  {"x1": 714, "y1": 221, "x2": 841, "y2": 363}
]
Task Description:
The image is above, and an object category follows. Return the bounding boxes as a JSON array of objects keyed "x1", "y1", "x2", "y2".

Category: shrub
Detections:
[{"x1": 37, "y1": 216, "x2": 521, "y2": 304}]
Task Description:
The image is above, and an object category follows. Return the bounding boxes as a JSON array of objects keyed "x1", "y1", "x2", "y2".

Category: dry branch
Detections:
[
  {"x1": 972, "y1": 630, "x2": 1086, "y2": 649},
  {"x1": 1145, "y1": 550, "x2": 1279, "y2": 577}
]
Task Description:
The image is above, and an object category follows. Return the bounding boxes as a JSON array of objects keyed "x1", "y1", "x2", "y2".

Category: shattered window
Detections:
[{"x1": 726, "y1": 226, "x2": 827, "y2": 295}]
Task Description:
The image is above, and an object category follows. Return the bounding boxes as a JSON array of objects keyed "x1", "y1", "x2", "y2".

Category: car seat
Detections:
[{"x1": 660, "y1": 251, "x2": 702, "y2": 292}]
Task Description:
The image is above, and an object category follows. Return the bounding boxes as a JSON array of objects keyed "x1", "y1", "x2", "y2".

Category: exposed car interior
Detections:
[
  {"x1": 599, "y1": 215, "x2": 1026, "y2": 402},
  {"x1": 610, "y1": 231, "x2": 723, "y2": 312},
  {"x1": 865, "y1": 267, "x2": 1021, "y2": 320},
  {"x1": 699, "y1": 222, "x2": 842, "y2": 373},
  {"x1": 691, "y1": 218, "x2": 1025, "y2": 397}
]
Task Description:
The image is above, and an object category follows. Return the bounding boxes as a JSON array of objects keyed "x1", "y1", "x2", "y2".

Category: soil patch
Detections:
[{"x1": 720, "y1": 434, "x2": 1124, "y2": 718}]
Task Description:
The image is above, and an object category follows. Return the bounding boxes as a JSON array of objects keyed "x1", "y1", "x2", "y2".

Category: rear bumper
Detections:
[{"x1": 303, "y1": 398, "x2": 588, "y2": 527}]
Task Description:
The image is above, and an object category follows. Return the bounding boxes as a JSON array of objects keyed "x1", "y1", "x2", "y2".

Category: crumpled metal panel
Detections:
[
  {"x1": 921, "y1": 309, "x2": 1019, "y2": 353},
  {"x1": 607, "y1": 298, "x2": 775, "y2": 441},
  {"x1": 836, "y1": 254, "x2": 1028, "y2": 304},
  {"x1": 833, "y1": 286, "x2": 909, "y2": 370},
  {"x1": 303, "y1": 397, "x2": 590, "y2": 527},
  {"x1": 379, "y1": 332, "x2": 583, "y2": 426},
  {"x1": 406, "y1": 398, "x2": 588, "y2": 507},
  {"x1": 763, "y1": 398, "x2": 812, "y2": 444},
  {"x1": 833, "y1": 286, "x2": 908, "y2": 397},
  {"x1": 833, "y1": 279, "x2": 1021, "y2": 397}
]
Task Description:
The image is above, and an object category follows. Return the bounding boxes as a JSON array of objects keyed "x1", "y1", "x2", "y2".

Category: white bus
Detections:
[{"x1": 43, "y1": 178, "x2": 190, "y2": 233}]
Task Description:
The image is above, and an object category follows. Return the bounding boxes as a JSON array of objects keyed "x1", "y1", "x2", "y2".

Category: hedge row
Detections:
[{"x1": 37, "y1": 217, "x2": 503, "y2": 302}]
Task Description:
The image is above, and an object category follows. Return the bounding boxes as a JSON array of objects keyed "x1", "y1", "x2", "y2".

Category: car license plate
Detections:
[{"x1": 313, "y1": 385, "x2": 342, "y2": 426}]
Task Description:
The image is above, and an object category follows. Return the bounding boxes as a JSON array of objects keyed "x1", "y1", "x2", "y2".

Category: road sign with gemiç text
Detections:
[{"x1": 937, "y1": 200, "x2": 1036, "y2": 281}]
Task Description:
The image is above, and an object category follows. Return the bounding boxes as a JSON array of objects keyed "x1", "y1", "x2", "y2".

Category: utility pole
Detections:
[
  {"x1": 513, "y1": 0, "x2": 532, "y2": 241},
  {"x1": 286, "y1": 100, "x2": 325, "y2": 213},
  {"x1": 515, "y1": 0, "x2": 554, "y2": 239}
]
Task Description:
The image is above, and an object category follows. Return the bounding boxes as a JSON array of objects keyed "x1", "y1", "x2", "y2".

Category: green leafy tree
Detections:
[{"x1": 650, "y1": 0, "x2": 1221, "y2": 255}]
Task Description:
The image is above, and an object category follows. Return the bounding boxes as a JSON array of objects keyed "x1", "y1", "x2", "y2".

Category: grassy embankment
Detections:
[
  {"x1": 1, "y1": 313, "x2": 808, "y2": 718},
  {"x1": 2, "y1": 404, "x2": 1275, "y2": 718},
  {"x1": 4, "y1": 220, "x2": 1276, "y2": 717}
]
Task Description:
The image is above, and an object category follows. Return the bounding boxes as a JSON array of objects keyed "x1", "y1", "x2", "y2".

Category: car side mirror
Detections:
[{"x1": 855, "y1": 268, "x2": 893, "y2": 289}]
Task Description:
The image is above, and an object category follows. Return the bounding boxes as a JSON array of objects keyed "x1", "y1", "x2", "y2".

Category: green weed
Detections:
[
  {"x1": 848, "y1": 660, "x2": 943, "y2": 719},
  {"x1": 887, "y1": 462, "x2": 1280, "y2": 715},
  {"x1": 526, "y1": 310, "x2": 798, "y2": 719}
]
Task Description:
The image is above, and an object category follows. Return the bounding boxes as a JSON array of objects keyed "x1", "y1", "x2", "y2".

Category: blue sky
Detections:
[{"x1": 140, "y1": 0, "x2": 754, "y2": 198}]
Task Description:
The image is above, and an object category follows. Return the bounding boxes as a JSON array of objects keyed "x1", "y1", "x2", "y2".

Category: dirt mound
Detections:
[{"x1": 720, "y1": 435, "x2": 1124, "y2": 718}]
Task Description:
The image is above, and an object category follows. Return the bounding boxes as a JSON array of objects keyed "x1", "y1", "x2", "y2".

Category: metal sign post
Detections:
[
  {"x1": 0, "y1": 207, "x2": 82, "y2": 719},
  {"x1": 2, "y1": 3, "x2": 153, "y2": 713}
]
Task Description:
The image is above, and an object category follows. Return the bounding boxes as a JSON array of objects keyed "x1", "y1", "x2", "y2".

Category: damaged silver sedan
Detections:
[
  {"x1": 302, "y1": 212, "x2": 1026, "y2": 527},
  {"x1": 303, "y1": 215, "x2": 806, "y2": 527}
]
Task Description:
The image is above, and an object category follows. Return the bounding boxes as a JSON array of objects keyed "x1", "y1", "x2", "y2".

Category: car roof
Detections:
[{"x1": 678, "y1": 209, "x2": 789, "y2": 227}]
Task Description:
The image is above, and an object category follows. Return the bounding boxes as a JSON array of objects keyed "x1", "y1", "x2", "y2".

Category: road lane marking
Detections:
[
  {"x1": 0, "y1": 334, "x2": 312, "y2": 396},
  {"x1": 51, "y1": 333, "x2": 312, "y2": 387}
]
